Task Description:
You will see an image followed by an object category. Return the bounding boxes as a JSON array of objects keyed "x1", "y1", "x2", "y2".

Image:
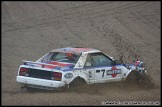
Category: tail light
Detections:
[
  {"x1": 51, "y1": 72, "x2": 62, "y2": 81},
  {"x1": 19, "y1": 67, "x2": 29, "y2": 76}
]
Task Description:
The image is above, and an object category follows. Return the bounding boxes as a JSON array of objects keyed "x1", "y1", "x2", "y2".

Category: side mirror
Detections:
[{"x1": 114, "y1": 60, "x2": 122, "y2": 65}]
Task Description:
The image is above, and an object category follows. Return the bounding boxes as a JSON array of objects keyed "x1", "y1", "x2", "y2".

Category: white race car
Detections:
[{"x1": 16, "y1": 47, "x2": 150, "y2": 91}]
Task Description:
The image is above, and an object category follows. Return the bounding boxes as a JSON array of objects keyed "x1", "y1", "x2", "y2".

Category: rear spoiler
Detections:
[{"x1": 22, "y1": 60, "x2": 58, "y2": 68}]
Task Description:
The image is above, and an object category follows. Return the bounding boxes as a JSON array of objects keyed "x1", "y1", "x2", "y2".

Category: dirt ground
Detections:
[{"x1": 2, "y1": 1, "x2": 161, "y2": 105}]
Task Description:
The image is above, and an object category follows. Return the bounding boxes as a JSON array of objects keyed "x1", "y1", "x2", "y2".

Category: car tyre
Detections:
[{"x1": 126, "y1": 71, "x2": 155, "y2": 89}]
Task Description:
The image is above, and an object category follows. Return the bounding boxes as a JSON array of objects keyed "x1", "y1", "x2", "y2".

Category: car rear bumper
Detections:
[{"x1": 16, "y1": 76, "x2": 66, "y2": 90}]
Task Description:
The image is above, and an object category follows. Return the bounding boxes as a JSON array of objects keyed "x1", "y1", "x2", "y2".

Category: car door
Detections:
[
  {"x1": 90, "y1": 52, "x2": 123, "y2": 83},
  {"x1": 84, "y1": 54, "x2": 96, "y2": 84}
]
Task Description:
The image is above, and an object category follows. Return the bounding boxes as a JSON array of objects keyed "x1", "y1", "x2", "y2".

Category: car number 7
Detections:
[{"x1": 101, "y1": 69, "x2": 105, "y2": 77}]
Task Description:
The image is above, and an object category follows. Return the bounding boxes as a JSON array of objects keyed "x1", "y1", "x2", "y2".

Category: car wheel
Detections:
[
  {"x1": 126, "y1": 71, "x2": 140, "y2": 84},
  {"x1": 137, "y1": 74, "x2": 155, "y2": 89},
  {"x1": 126, "y1": 71, "x2": 155, "y2": 89}
]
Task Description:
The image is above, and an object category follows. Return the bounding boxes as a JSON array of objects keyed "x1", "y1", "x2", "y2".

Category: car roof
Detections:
[{"x1": 51, "y1": 47, "x2": 101, "y2": 54}]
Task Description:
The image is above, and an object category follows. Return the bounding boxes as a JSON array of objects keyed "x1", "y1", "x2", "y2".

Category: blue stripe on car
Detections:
[{"x1": 62, "y1": 64, "x2": 125, "y2": 72}]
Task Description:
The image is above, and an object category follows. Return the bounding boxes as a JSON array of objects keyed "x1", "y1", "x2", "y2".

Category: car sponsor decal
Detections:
[{"x1": 107, "y1": 66, "x2": 121, "y2": 78}]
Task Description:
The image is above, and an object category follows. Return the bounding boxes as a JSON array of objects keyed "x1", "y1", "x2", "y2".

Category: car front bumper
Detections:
[{"x1": 16, "y1": 76, "x2": 66, "y2": 90}]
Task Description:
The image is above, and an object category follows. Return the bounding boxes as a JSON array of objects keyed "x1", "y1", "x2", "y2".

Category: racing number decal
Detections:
[
  {"x1": 101, "y1": 69, "x2": 105, "y2": 77},
  {"x1": 96, "y1": 69, "x2": 105, "y2": 77}
]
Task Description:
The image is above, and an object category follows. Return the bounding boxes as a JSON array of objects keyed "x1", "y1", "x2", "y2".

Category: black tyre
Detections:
[
  {"x1": 126, "y1": 71, "x2": 140, "y2": 84},
  {"x1": 137, "y1": 74, "x2": 155, "y2": 89},
  {"x1": 126, "y1": 71, "x2": 155, "y2": 89}
]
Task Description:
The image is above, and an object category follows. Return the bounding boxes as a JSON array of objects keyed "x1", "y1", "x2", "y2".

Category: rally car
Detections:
[{"x1": 16, "y1": 47, "x2": 149, "y2": 91}]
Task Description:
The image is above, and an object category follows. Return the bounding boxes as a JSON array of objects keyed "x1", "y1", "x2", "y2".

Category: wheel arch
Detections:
[
  {"x1": 125, "y1": 70, "x2": 137, "y2": 79},
  {"x1": 69, "y1": 76, "x2": 88, "y2": 84},
  {"x1": 70, "y1": 76, "x2": 87, "y2": 83}
]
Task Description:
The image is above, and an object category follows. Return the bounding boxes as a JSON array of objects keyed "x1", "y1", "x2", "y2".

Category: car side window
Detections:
[
  {"x1": 37, "y1": 52, "x2": 53, "y2": 63},
  {"x1": 49, "y1": 52, "x2": 81, "y2": 64},
  {"x1": 90, "y1": 53, "x2": 113, "y2": 67},
  {"x1": 84, "y1": 54, "x2": 93, "y2": 68}
]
